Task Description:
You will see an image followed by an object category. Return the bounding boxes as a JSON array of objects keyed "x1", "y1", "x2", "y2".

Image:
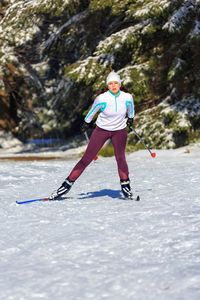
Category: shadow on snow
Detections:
[{"x1": 78, "y1": 189, "x2": 124, "y2": 200}]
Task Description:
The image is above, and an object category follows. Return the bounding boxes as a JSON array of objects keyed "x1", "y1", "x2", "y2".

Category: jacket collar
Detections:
[{"x1": 108, "y1": 89, "x2": 121, "y2": 97}]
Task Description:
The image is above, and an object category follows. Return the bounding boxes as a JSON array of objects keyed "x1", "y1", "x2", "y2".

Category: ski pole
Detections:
[
  {"x1": 84, "y1": 131, "x2": 98, "y2": 161},
  {"x1": 130, "y1": 128, "x2": 156, "y2": 158}
]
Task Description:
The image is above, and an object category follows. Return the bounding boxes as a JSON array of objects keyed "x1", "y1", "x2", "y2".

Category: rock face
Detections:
[{"x1": 0, "y1": 0, "x2": 200, "y2": 148}]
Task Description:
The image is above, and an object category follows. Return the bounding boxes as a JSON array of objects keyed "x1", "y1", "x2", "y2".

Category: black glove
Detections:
[
  {"x1": 81, "y1": 121, "x2": 90, "y2": 132},
  {"x1": 127, "y1": 118, "x2": 134, "y2": 131}
]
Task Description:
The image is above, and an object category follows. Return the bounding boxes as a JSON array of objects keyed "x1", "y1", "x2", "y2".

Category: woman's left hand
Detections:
[{"x1": 126, "y1": 118, "x2": 134, "y2": 130}]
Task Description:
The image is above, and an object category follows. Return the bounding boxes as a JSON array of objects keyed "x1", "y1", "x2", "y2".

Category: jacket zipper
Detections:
[{"x1": 108, "y1": 90, "x2": 120, "y2": 112}]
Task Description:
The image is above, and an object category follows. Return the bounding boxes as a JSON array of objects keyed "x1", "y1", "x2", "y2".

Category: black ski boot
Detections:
[
  {"x1": 51, "y1": 177, "x2": 74, "y2": 199},
  {"x1": 120, "y1": 178, "x2": 133, "y2": 199}
]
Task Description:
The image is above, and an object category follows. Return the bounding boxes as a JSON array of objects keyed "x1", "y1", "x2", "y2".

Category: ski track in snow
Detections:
[{"x1": 0, "y1": 148, "x2": 200, "y2": 300}]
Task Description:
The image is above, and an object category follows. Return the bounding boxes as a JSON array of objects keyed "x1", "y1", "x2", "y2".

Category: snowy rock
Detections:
[{"x1": 0, "y1": 131, "x2": 23, "y2": 151}]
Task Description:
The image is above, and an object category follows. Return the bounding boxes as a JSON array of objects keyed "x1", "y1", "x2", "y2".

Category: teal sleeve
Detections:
[
  {"x1": 84, "y1": 99, "x2": 107, "y2": 123},
  {"x1": 126, "y1": 95, "x2": 134, "y2": 118}
]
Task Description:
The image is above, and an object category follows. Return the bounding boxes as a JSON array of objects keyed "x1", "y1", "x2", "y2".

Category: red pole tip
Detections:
[
  {"x1": 151, "y1": 152, "x2": 156, "y2": 158},
  {"x1": 94, "y1": 156, "x2": 98, "y2": 161}
]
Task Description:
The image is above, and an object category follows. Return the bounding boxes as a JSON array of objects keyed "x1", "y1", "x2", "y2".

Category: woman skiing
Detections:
[{"x1": 51, "y1": 71, "x2": 134, "y2": 199}]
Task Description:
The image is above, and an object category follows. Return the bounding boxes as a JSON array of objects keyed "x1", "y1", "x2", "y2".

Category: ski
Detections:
[
  {"x1": 16, "y1": 195, "x2": 140, "y2": 204},
  {"x1": 16, "y1": 196, "x2": 73, "y2": 205}
]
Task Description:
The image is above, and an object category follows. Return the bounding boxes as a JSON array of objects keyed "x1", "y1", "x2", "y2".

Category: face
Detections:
[{"x1": 108, "y1": 81, "x2": 121, "y2": 95}]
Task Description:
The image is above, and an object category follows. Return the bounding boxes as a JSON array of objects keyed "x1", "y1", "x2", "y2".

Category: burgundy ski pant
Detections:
[{"x1": 68, "y1": 126, "x2": 129, "y2": 182}]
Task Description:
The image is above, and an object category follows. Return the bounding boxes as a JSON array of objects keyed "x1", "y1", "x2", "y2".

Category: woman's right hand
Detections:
[{"x1": 81, "y1": 121, "x2": 90, "y2": 132}]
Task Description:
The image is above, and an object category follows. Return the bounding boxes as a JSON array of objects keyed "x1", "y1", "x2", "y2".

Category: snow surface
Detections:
[{"x1": 0, "y1": 146, "x2": 200, "y2": 300}]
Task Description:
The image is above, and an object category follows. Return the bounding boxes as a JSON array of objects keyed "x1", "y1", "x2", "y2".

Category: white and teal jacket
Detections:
[{"x1": 84, "y1": 90, "x2": 134, "y2": 131}]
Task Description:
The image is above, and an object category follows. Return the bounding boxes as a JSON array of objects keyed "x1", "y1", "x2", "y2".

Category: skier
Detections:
[{"x1": 51, "y1": 71, "x2": 134, "y2": 199}]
